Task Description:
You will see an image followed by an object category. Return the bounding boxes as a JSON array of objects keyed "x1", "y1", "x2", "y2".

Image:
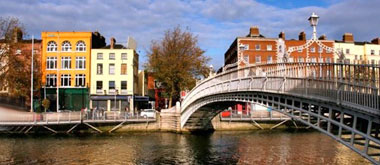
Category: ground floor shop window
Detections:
[
  {"x1": 93, "y1": 100, "x2": 107, "y2": 110},
  {"x1": 111, "y1": 100, "x2": 119, "y2": 111}
]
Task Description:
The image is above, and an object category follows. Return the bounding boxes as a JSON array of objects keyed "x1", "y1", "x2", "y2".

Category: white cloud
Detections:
[{"x1": 0, "y1": 0, "x2": 379, "y2": 69}]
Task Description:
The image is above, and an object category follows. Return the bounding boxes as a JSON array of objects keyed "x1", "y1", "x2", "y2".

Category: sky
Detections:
[{"x1": 0, "y1": 0, "x2": 379, "y2": 69}]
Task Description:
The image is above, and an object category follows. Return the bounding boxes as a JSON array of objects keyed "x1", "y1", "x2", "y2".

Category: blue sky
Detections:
[{"x1": 0, "y1": 0, "x2": 379, "y2": 69}]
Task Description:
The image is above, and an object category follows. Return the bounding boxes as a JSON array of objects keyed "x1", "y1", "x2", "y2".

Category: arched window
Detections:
[
  {"x1": 62, "y1": 41, "x2": 72, "y2": 52},
  {"x1": 76, "y1": 41, "x2": 86, "y2": 52},
  {"x1": 47, "y1": 41, "x2": 57, "y2": 52}
]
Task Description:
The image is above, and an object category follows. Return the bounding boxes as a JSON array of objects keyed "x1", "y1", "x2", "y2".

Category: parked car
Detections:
[{"x1": 140, "y1": 109, "x2": 156, "y2": 118}]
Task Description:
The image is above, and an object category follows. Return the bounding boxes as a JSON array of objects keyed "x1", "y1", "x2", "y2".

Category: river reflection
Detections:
[{"x1": 0, "y1": 130, "x2": 370, "y2": 164}]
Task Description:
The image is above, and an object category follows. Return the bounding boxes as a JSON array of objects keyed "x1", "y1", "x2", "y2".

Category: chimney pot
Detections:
[
  {"x1": 343, "y1": 33, "x2": 354, "y2": 43},
  {"x1": 249, "y1": 26, "x2": 260, "y2": 37},
  {"x1": 371, "y1": 37, "x2": 380, "y2": 44},
  {"x1": 318, "y1": 34, "x2": 327, "y2": 40},
  {"x1": 299, "y1": 31, "x2": 306, "y2": 41},
  {"x1": 110, "y1": 37, "x2": 116, "y2": 49},
  {"x1": 279, "y1": 31, "x2": 285, "y2": 40}
]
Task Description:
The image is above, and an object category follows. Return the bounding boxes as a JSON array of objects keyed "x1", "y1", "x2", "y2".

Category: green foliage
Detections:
[{"x1": 145, "y1": 26, "x2": 210, "y2": 107}]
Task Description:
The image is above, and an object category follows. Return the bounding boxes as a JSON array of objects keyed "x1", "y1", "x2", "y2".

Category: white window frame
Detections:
[
  {"x1": 267, "y1": 56, "x2": 272, "y2": 63},
  {"x1": 46, "y1": 74, "x2": 57, "y2": 87},
  {"x1": 109, "y1": 53, "x2": 115, "y2": 60},
  {"x1": 109, "y1": 63, "x2": 115, "y2": 75},
  {"x1": 239, "y1": 44, "x2": 248, "y2": 50},
  {"x1": 76, "y1": 41, "x2": 86, "y2": 52},
  {"x1": 371, "y1": 49, "x2": 375, "y2": 55},
  {"x1": 310, "y1": 47, "x2": 315, "y2": 53},
  {"x1": 75, "y1": 57, "x2": 86, "y2": 69},
  {"x1": 61, "y1": 41, "x2": 72, "y2": 52},
  {"x1": 346, "y1": 49, "x2": 350, "y2": 54},
  {"x1": 255, "y1": 55, "x2": 261, "y2": 63},
  {"x1": 47, "y1": 41, "x2": 57, "y2": 52},
  {"x1": 121, "y1": 53, "x2": 128, "y2": 60},
  {"x1": 61, "y1": 57, "x2": 71, "y2": 70},
  {"x1": 75, "y1": 74, "x2": 86, "y2": 87},
  {"x1": 243, "y1": 55, "x2": 249, "y2": 63},
  {"x1": 298, "y1": 57, "x2": 304, "y2": 62},
  {"x1": 97, "y1": 53, "x2": 103, "y2": 60},
  {"x1": 267, "y1": 45, "x2": 272, "y2": 51},
  {"x1": 255, "y1": 44, "x2": 261, "y2": 50},
  {"x1": 61, "y1": 74, "x2": 71, "y2": 87},
  {"x1": 318, "y1": 47, "x2": 323, "y2": 53},
  {"x1": 326, "y1": 48, "x2": 332, "y2": 53},
  {"x1": 46, "y1": 57, "x2": 57, "y2": 70},
  {"x1": 297, "y1": 47, "x2": 302, "y2": 52},
  {"x1": 97, "y1": 63, "x2": 103, "y2": 75}
]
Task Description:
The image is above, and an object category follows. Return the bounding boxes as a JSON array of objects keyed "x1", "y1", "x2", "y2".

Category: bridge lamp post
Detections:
[{"x1": 308, "y1": 12, "x2": 319, "y2": 40}]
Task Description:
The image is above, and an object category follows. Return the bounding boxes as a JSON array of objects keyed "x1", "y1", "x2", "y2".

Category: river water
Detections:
[{"x1": 0, "y1": 130, "x2": 370, "y2": 165}]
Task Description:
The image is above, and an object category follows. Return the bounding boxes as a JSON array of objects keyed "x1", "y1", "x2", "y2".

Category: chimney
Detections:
[
  {"x1": 299, "y1": 31, "x2": 306, "y2": 41},
  {"x1": 279, "y1": 31, "x2": 285, "y2": 40},
  {"x1": 318, "y1": 34, "x2": 327, "y2": 40},
  {"x1": 110, "y1": 37, "x2": 116, "y2": 49},
  {"x1": 371, "y1": 37, "x2": 380, "y2": 44},
  {"x1": 13, "y1": 27, "x2": 23, "y2": 43},
  {"x1": 249, "y1": 26, "x2": 260, "y2": 37},
  {"x1": 343, "y1": 33, "x2": 354, "y2": 43}
]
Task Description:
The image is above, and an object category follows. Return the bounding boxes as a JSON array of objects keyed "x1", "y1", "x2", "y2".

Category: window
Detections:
[
  {"x1": 326, "y1": 48, "x2": 332, "y2": 53},
  {"x1": 371, "y1": 59, "x2": 375, "y2": 64},
  {"x1": 109, "y1": 81, "x2": 115, "y2": 90},
  {"x1": 311, "y1": 57, "x2": 317, "y2": 62},
  {"x1": 255, "y1": 44, "x2": 261, "y2": 50},
  {"x1": 61, "y1": 74, "x2": 71, "y2": 87},
  {"x1": 297, "y1": 47, "x2": 302, "y2": 52},
  {"x1": 243, "y1": 55, "x2": 249, "y2": 63},
  {"x1": 46, "y1": 74, "x2": 57, "y2": 87},
  {"x1": 279, "y1": 45, "x2": 282, "y2": 53},
  {"x1": 97, "y1": 64, "x2": 103, "y2": 75},
  {"x1": 298, "y1": 57, "x2": 303, "y2": 62},
  {"x1": 109, "y1": 64, "x2": 115, "y2": 75},
  {"x1": 62, "y1": 41, "x2": 71, "y2": 52},
  {"x1": 371, "y1": 49, "x2": 375, "y2": 55},
  {"x1": 76, "y1": 57, "x2": 86, "y2": 69},
  {"x1": 239, "y1": 44, "x2": 248, "y2": 50},
  {"x1": 121, "y1": 64, "x2": 127, "y2": 75},
  {"x1": 97, "y1": 53, "x2": 103, "y2": 60},
  {"x1": 46, "y1": 57, "x2": 57, "y2": 69},
  {"x1": 318, "y1": 47, "x2": 323, "y2": 53},
  {"x1": 267, "y1": 45, "x2": 272, "y2": 51},
  {"x1": 121, "y1": 53, "x2": 127, "y2": 60},
  {"x1": 346, "y1": 49, "x2": 350, "y2": 54},
  {"x1": 16, "y1": 49, "x2": 21, "y2": 54},
  {"x1": 47, "y1": 41, "x2": 57, "y2": 52},
  {"x1": 109, "y1": 53, "x2": 115, "y2": 60},
  {"x1": 355, "y1": 55, "x2": 358, "y2": 60},
  {"x1": 310, "y1": 47, "x2": 315, "y2": 53},
  {"x1": 360, "y1": 55, "x2": 363, "y2": 60},
  {"x1": 61, "y1": 57, "x2": 71, "y2": 69},
  {"x1": 255, "y1": 55, "x2": 261, "y2": 63},
  {"x1": 75, "y1": 74, "x2": 86, "y2": 87},
  {"x1": 76, "y1": 41, "x2": 86, "y2": 52},
  {"x1": 267, "y1": 56, "x2": 272, "y2": 63},
  {"x1": 96, "y1": 81, "x2": 103, "y2": 90},
  {"x1": 326, "y1": 58, "x2": 331, "y2": 63},
  {"x1": 121, "y1": 81, "x2": 127, "y2": 90}
]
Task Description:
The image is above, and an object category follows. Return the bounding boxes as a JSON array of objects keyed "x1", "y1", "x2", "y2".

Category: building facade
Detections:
[
  {"x1": 90, "y1": 37, "x2": 138, "y2": 113},
  {"x1": 334, "y1": 33, "x2": 380, "y2": 65},
  {"x1": 41, "y1": 31, "x2": 105, "y2": 111}
]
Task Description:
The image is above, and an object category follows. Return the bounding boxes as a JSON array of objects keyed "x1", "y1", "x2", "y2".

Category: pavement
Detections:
[{"x1": 0, "y1": 103, "x2": 29, "y2": 113}]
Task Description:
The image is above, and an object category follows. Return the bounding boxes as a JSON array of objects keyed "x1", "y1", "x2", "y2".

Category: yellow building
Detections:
[
  {"x1": 90, "y1": 37, "x2": 139, "y2": 112},
  {"x1": 41, "y1": 31, "x2": 105, "y2": 111},
  {"x1": 334, "y1": 33, "x2": 380, "y2": 65}
]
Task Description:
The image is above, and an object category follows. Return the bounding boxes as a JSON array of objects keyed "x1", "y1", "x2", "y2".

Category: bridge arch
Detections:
[{"x1": 180, "y1": 62, "x2": 380, "y2": 163}]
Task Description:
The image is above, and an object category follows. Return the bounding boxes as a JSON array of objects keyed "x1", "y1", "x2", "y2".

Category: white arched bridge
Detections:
[{"x1": 180, "y1": 62, "x2": 380, "y2": 164}]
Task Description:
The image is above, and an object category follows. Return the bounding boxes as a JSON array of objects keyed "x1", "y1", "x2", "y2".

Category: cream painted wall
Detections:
[
  {"x1": 364, "y1": 44, "x2": 380, "y2": 64},
  {"x1": 334, "y1": 42, "x2": 364, "y2": 63},
  {"x1": 90, "y1": 49, "x2": 137, "y2": 95}
]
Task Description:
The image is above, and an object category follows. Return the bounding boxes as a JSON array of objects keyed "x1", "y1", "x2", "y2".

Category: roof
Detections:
[
  {"x1": 102, "y1": 44, "x2": 126, "y2": 49},
  {"x1": 335, "y1": 40, "x2": 371, "y2": 45}
]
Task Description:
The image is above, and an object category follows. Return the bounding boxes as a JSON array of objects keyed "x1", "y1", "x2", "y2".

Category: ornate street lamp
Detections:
[{"x1": 308, "y1": 12, "x2": 319, "y2": 40}]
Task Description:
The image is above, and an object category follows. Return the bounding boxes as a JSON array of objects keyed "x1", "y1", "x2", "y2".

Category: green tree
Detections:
[{"x1": 145, "y1": 26, "x2": 210, "y2": 108}]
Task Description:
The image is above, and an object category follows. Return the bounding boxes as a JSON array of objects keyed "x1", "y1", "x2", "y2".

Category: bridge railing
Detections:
[
  {"x1": 0, "y1": 111, "x2": 82, "y2": 124},
  {"x1": 181, "y1": 62, "x2": 380, "y2": 115}
]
